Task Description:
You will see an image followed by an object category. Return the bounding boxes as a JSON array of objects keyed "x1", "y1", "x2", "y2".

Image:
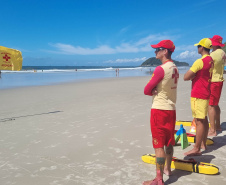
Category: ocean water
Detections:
[{"x1": 0, "y1": 66, "x2": 189, "y2": 89}]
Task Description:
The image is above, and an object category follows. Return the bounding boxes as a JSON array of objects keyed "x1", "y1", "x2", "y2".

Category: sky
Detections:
[{"x1": 1, "y1": 0, "x2": 226, "y2": 66}]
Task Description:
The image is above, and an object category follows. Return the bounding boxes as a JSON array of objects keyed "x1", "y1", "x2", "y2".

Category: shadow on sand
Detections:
[
  {"x1": 219, "y1": 122, "x2": 226, "y2": 131},
  {"x1": 165, "y1": 124, "x2": 226, "y2": 185},
  {"x1": 201, "y1": 122, "x2": 226, "y2": 154},
  {"x1": 0, "y1": 110, "x2": 63, "y2": 123}
]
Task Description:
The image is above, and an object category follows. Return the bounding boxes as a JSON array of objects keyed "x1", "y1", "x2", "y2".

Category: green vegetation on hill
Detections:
[
  {"x1": 141, "y1": 57, "x2": 189, "y2": 67},
  {"x1": 222, "y1": 42, "x2": 226, "y2": 53}
]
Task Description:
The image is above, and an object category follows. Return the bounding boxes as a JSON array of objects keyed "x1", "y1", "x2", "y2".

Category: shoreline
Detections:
[{"x1": 0, "y1": 66, "x2": 190, "y2": 90}]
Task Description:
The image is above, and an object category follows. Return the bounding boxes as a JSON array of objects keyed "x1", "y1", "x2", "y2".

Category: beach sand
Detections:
[{"x1": 0, "y1": 75, "x2": 226, "y2": 185}]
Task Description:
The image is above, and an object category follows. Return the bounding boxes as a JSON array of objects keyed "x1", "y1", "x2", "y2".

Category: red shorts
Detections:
[
  {"x1": 150, "y1": 109, "x2": 176, "y2": 148},
  {"x1": 209, "y1": 82, "x2": 223, "y2": 106}
]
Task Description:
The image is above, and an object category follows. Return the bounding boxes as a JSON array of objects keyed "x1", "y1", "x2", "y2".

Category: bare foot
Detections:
[
  {"x1": 164, "y1": 167, "x2": 172, "y2": 176},
  {"x1": 200, "y1": 145, "x2": 207, "y2": 150},
  {"x1": 184, "y1": 148, "x2": 202, "y2": 156},
  {"x1": 143, "y1": 180, "x2": 155, "y2": 185},
  {"x1": 208, "y1": 131, "x2": 217, "y2": 137},
  {"x1": 143, "y1": 178, "x2": 164, "y2": 185},
  {"x1": 192, "y1": 144, "x2": 206, "y2": 150}
]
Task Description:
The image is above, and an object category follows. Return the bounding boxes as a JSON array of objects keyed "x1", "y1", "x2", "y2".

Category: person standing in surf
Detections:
[
  {"x1": 184, "y1": 38, "x2": 214, "y2": 156},
  {"x1": 143, "y1": 40, "x2": 179, "y2": 185},
  {"x1": 208, "y1": 35, "x2": 226, "y2": 136}
]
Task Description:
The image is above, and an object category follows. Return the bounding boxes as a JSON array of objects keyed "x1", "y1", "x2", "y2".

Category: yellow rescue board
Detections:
[
  {"x1": 176, "y1": 120, "x2": 193, "y2": 126},
  {"x1": 176, "y1": 120, "x2": 210, "y2": 127},
  {"x1": 142, "y1": 154, "x2": 219, "y2": 175}
]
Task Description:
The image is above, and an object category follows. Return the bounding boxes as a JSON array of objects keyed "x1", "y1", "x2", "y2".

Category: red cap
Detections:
[
  {"x1": 151, "y1": 40, "x2": 175, "y2": 52},
  {"x1": 210, "y1": 35, "x2": 225, "y2": 47}
]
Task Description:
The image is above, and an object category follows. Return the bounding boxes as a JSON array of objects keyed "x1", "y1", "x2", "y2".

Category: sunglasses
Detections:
[
  {"x1": 197, "y1": 45, "x2": 202, "y2": 48},
  {"x1": 155, "y1": 47, "x2": 166, "y2": 52}
]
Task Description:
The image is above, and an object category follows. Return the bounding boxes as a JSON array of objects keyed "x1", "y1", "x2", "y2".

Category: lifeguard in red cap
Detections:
[
  {"x1": 143, "y1": 40, "x2": 179, "y2": 185},
  {"x1": 208, "y1": 35, "x2": 226, "y2": 136},
  {"x1": 184, "y1": 38, "x2": 214, "y2": 156}
]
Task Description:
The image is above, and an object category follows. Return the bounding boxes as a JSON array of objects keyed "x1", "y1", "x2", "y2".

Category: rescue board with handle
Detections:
[
  {"x1": 176, "y1": 120, "x2": 210, "y2": 127},
  {"x1": 142, "y1": 154, "x2": 219, "y2": 175}
]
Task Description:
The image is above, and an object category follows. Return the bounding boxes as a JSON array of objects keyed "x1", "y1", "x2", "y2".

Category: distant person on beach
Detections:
[
  {"x1": 208, "y1": 35, "x2": 226, "y2": 136},
  {"x1": 184, "y1": 38, "x2": 214, "y2": 156},
  {"x1": 115, "y1": 68, "x2": 119, "y2": 77},
  {"x1": 143, "y1": 40, "x2": 178, "y2": 185}
]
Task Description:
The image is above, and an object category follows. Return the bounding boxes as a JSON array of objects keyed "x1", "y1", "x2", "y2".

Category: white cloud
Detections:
[
  {"x1": 194, "y1": 0, "x2": 216, "y2": 7},
  {"x1": 47, "y1": 33, "x2": 178, "y2": 55},
  {"x1": 119, "y1": 26, "x2": 130, "y2": 34},
  {"x1": 48, "y1": 43, "x2": 115, "y2": 55},
  {"x1": 176, "y1": 45, "x2": 196, "y2": 51},
  {"x1": 175, "y1": 50, "x2": 200, "y2": 63},
  {"x1": 135, "y1": 34, "x2": 172, "y2": 46},
  {"x1": 104, "y1": 57, "x2": 147, "y2": 64}
]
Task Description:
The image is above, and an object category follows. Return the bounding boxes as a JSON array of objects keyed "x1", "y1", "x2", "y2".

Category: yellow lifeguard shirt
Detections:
[
  {"x1": 152, "y1": 61, "x2": 179, "y2": 110},
  {"x1": 210, "y1": 49, "x2": 226, "y2": 82}
]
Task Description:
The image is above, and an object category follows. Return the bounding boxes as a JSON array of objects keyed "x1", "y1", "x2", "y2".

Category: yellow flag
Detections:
[{"x1": 0, "y1": 46, "x2": 23, "y2": 71}]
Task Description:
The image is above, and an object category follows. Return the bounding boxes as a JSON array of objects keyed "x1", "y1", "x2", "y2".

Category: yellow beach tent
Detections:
[{"x1": 0, "y1": 46, "x2": 23, "y2": 71}]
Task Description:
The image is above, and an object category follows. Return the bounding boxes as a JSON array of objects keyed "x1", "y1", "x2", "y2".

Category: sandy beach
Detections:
[{"x1": 0, "y1": 75, "x2": 226, "y2": 185}]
